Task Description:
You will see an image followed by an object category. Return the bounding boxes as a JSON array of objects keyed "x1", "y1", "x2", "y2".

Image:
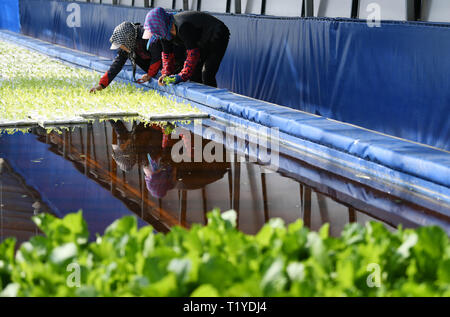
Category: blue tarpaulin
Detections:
[
  {"x1": 0, "y1": 0, "x2": 21, "y2": 32},
  {"x1": 15, "y1": 0, "x2": 450, "y2": 150}
]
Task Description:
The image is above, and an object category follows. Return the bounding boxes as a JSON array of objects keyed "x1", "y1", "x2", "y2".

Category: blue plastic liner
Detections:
[
  {"x1": 0, "y1": 30, "x2": 449, "y2": 213},
  {"x1": 0, "y1": 0, "x2": 21, "y2": 32},
  {"x1": 17, "y1": 0, "x2": 450, "y2": 150}
]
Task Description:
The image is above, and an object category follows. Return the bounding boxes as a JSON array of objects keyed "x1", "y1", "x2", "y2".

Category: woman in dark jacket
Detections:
[
  {"x1": 90, "y1": 21, "x2": 185, "y2": 93},
  {"x1": 142, "y1": 7, "x2": 230, "y2": 88}
]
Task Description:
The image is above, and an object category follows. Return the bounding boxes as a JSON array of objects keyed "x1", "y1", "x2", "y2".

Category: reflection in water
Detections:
[
  {"x1": 109, "y1": 120, "x2": 230, "y2": 198},
  {"x1": 1, "y1": 119, "x2": 449, "y2": 240},
  {"x1": 0, "y1": 158, "x2": 53, "y2": 245}
]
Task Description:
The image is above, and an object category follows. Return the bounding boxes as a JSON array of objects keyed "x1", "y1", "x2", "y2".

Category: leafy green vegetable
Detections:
[
  {"x1": 0, "y1": 40, "x2": 202, "y2": 125},
  {"x1": 0, "y1": 209, "x2": 448, "y2": 297}
]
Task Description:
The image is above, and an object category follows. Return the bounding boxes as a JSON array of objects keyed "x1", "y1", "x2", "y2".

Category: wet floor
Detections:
[{"x1": 0, "y1": 119, "x2": 449, "y2": 243}]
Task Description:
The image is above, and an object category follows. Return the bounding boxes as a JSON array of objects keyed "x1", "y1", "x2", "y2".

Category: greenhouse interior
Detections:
[{"x1": 0, "y1": 0, "x2": 449, "y2": 301}]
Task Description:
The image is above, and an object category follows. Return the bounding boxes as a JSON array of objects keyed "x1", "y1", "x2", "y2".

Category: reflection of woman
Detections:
[
  {"x1": 143, "y1": 128, "x2": 230, "y2": 198},
  {"x1": 110, "y1": 120, "x2": 137, "y2": 172},
  {"x1": 144, "y1": 153, "x2": 176, "y2": 199},
  {"x1": 110, "y1": 120, "x2": 230, "y2": 199},
  {"x1": 110, "y1": 120, "x2": 167, "y2": 172}
]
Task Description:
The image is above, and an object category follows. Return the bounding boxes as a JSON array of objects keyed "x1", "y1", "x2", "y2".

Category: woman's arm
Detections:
[
  {"x1": 169, "y1": 23, "x2": 201, "y2": 84},
  {"x1": 95, "y1": 49, "x2": 128, "y2": 90}
]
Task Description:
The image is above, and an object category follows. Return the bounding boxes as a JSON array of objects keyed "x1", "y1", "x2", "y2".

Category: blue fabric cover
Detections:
[{"x1": 0, "y1": 0, "x2": 21, "y2": 32}]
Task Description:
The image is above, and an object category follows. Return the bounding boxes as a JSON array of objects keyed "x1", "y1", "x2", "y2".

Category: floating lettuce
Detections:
[
  {"x1": 0, "y1": 40, "x2": 202, "y2": 125},
  {"x1": 0, "y1": 210, "x2": 449, "y2": 297}
]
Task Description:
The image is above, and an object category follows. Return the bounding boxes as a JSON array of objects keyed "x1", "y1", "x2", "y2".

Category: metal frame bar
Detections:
[
  {"x1": 111, "y1": 127, "x2": 118, "y2": 195},
  {"x1": 299, "y1": 183, "x2": 303, "y2": 214},
  {"x1": 90, "y1": 124, "x2": 98, "y2": 164},
  {"x1": 414, "y1": 0, "x2": 422, "y2": 21},
  {"x1": 63, "y1": 130, "x2": 69, "y2": 159},
  {"x1": 138, "y1": 166, "x2": 144, "y2": 219},
  {"x1": 103, "y1": 121, "x2": 111, "y2": 175},
  {"x1": 179, "y1": 190, "x2": 187, "y2": 226},
  {"x1": 85, "y1": 125, "x2": 91, "y2": 176},
  {"x1": 228, "y1": 167, "x2": 233, "y2": 209},
  {"x1": 351, "y1": 0, "x2": 359, "y2": 19},
  {"x1": 85, "y1": 0, "x2": 422, "y2": 23},
  {"x1": 261, "y1": 0, "x2": 266, "y2": 15},
  {"x1": 226, "y1": 0, "x2": 231, "y2": 13},
  {"x1": 407, "y1": 0, "x2": 422, "y2": 21},
  {"x1": 348, "y1": 207, "x2": 356, "y2": 223},
  {"x1": 202, "y1": 187, "x2": 208, "y2": 224},
  {"x1": 235, "y1": 0, "x2": 241, "y2": 14},
  {"x1": 316, "y1": 192, "x2": 329, "y2": 224},
  {"x1": 302, "y1": 0, "x2": 314, "y2": 17},
  {"x1": 303, "y1": 187, "x2": 311, "y2": 228},
  {"x1": 261, "y1": 172, "x2": 269, "y2": 222},
  {"x1": 232, "y1": 160, "x2": 241, "y2": 228}
]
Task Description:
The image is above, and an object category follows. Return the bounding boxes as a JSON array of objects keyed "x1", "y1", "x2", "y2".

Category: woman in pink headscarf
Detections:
[{"x1": 142, "y1": 7, "x2": 230, "y2": 88}]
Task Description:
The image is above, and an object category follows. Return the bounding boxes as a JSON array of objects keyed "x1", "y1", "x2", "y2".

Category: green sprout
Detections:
[
  {"x1": 0, "y1": 40, "x2": 203, "y2": 128},
  {"x1": 163, "y1": 76, "x2": 177, "y2": 85}
]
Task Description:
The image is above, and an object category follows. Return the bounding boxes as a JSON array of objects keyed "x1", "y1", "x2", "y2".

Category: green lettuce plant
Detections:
[
  {"x1": 0, "y1": 210, "x2": 448, "y2": 297},
  {"x1": 0, "y1": 40, "x2": 201, "y2": 123}
]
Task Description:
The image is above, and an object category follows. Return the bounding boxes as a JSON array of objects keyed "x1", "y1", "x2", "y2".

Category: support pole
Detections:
[
  {"x1": 299, "y1": 183, "x2": 303, "y2": 217},
  {"x1": 261, "y1": 172, "x2": 269, "y2": 222},
  {"x1": 179, "y1": 190, "x2": 187, "y2": 226},
  {"x1": 232, "y1": 160, "x2": 241, "y2": 228},
  {"x1": 202, "y1": 187, "x2": 208, "y2": 224},
  {"x1": 407, "y1": 0, "x2": 422, "y2": 21},
  {"x1": 235, "y1": 0, "x2": 241, "y2": 14},
  {"x1": 349, "y1": 207, "x2": 357, "y2": 223},
  {"x1": 317, "y1": 193, "x2": 329, "y2": 225},
  {"x1": 261, "y1": 0, "x2": 266, "y2": 15},
  {"x1": 303, "y1": 187, "x2": 312, "y2": 228},
  {"x1": 85, "y1": 125, "x2": 91, "y2": 176},
  {"x1": 351, "y1": 0, "x2": 359, "y2": 19},
  {"x1": 304, "y1": 0, "x2": 314, "y2": 17},
  {"x1": 111, "y1": 127, "x2": 118, "y2": 195}
]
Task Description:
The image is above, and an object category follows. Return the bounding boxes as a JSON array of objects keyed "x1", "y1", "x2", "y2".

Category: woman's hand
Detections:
[
  {"x1": 158, "y1": 75, "x2": 181, "y2": 86},
  {"x1": 158, "y1": 75, "x2": 167, "y2": 86},
  {"x1": 137, "y1": 74, "x2": 151, "y2": 84},
  {"x1": 89, "y1": 84, "x2": 104, "y2": 93}
]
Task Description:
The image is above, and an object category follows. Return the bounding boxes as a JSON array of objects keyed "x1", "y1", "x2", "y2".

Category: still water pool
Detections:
[{"x1": 1, "y1": 119, "x2": 448, "y2": 244}]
